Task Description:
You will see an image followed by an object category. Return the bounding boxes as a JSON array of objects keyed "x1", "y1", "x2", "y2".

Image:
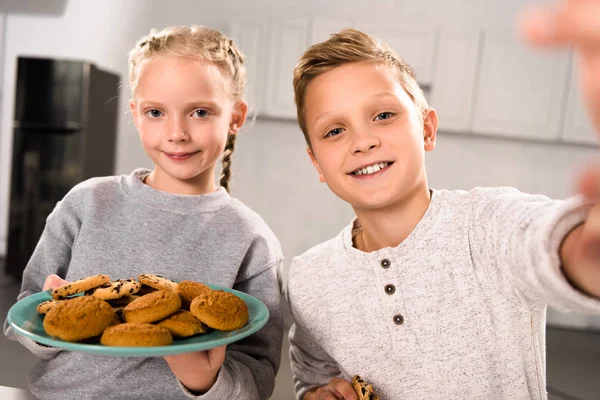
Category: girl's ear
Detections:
[
  {"x1": 130, "y1": 99, "x2": 139, "y2": 129},
  {"x1": 230, "y1": 101, "x2": 248, "y2": 135}
]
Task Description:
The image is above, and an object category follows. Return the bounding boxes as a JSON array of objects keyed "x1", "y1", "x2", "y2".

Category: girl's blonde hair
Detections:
[
  {"x1": 128, "y1": 25, "x2": 246, "y2": 192},
  {"x1": 293, "y1": 28, "x2": 429, "y2": 147}
]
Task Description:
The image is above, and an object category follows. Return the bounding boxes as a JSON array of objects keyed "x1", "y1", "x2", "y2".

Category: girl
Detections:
[{"x1": 4, "y1": 26, "x2": 283, "y2": 400}]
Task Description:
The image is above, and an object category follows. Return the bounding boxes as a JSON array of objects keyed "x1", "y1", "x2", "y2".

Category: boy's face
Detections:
[{"x1": 304, "y1": 61, "x2": 437, "y2": 211}]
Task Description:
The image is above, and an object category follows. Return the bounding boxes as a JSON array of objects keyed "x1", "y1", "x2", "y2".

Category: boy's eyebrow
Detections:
[
  {"x1": 311, "y1": 91, "x2": 399, "y2": 127},
  {"x1": 312, "y1": 111, "x2": 334, "y2": 128}
]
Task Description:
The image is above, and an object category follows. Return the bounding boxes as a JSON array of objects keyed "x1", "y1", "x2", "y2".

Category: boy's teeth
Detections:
[{"x1": 355, "y1": 162, "x2": 389, "y2": 176}]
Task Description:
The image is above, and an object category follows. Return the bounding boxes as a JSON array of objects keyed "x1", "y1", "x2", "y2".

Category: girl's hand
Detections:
[
  {"x1": 303, "y1": 378, "x2": 358, "y2": 400},
  {"x1": 164, "y1": 345, "x2": 227, "y2": 393},
  {"x1": 42, "y1": 274, "x2": 68, "y2": 291}
]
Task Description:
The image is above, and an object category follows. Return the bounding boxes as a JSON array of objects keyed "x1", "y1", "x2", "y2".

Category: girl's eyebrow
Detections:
[
  {"x1": 372, "y1": 91, "x2": 397, "y2": 99},
  {"x1": 137, "y1": 100, "x2": 165, "y2": 108},
  {"x1": 137, "y1": 100, "x2": 221, "y2": 110}
]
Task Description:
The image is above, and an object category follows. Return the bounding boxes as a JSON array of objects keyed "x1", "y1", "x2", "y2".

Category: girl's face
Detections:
[{"x1": 130, "y1": 56, "x2": 245, "y2": 195}]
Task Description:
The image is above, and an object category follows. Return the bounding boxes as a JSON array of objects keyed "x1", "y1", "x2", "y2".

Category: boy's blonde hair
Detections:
[
  {"x1": 128, "y1": 26, "x2": 246, "y2": 192},
  {"x1": 293, "y1": 28, "x2": 429, "y2": 146}
]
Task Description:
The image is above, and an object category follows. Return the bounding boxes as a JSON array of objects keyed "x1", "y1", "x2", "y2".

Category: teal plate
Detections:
[{"x1": 7, "y1": 285, "x2": 269, "y2": 357}]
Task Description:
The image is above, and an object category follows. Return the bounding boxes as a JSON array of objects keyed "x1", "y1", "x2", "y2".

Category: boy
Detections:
[{"x1": 286, "y1": 2, "x2": 600, "y2": 399}]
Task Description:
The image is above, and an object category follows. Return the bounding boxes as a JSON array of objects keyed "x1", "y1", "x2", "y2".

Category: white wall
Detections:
[{"x1": 0, "y1": 0, "x2": 598, "y2": 328}]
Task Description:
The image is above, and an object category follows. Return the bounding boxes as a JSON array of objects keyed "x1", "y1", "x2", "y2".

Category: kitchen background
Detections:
[{"x1": 0, "y1": 0, "x2": 599, "y2": 399}]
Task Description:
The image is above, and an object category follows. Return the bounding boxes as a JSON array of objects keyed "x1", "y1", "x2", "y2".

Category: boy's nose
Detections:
[{"x1": 351, "y1": 130, "x2": 380, "y2": 154}]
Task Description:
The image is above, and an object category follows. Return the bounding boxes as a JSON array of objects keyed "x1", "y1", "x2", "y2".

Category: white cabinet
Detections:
[
  {"x1": 310, "y1": 19, "x2": 353, "y2": 46},
  {"x1": 230, "y1": 19, "x2": 268, "y2": 114},
  {"x1": 430, "y1": 30, "x2": 482, "y2": 132},
  {"x1": 561, "y1": 58, "x2": 597, "y2": 145},
  {"x1": 356, "y1": 23, "x2": 437, "y2": 85},
  {"x1": 263, "y1": 19, "x2": 310, "y2": 119},
  {"x1": 472, "y1": 33, "x2": 570, "y2": 141}
]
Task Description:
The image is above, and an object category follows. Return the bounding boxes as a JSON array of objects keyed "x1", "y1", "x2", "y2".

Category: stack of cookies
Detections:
[{"x1": 37, "y1": 274, "x2": 249, "y2": 347}]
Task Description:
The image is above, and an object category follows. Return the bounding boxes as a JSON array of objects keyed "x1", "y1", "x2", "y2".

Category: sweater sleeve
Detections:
[
  {"x1": 468, "y1": 187, "x2": 600, "y2": 313},
  {"x1": 286, "y1": 262, "x2": 343, "y2": 400},
  {"x1": 3, "y1": 199, "x2": 80, "y2": 359},
  {"x1": 288, "y1": 322, "x2": 342, "y2": 400},
  {"x1": 183, "y1": 261, "x2": 283, "y2": 400}
]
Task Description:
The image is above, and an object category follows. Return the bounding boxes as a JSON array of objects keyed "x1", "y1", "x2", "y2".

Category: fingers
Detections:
[
  {"x1": 163, "y1": 345, "x2": 227, "y2": 367},
  {"x1": 578, "y1": 165, "x2": 600, "y2": 200},
  {"x1": 42, "y1": 274, "x2": 68, "y2": 291},
  {"x1": 519, "y1": 2, "x2": 600, "y2": 139},
  {"x1": 317, "y1": 378, "x2": 357, "y2": 400},
  {"x1": 314, "y1": 390, "x2": 342, "y2": 400},
  {"x1": 576, "y1": 165, "x2": 600, "y2": 266},
  {"x1": 212, "y1": 345, "x2": 227, "y2": 354},
  {"x1": 207, "y1": 345, "x2": 227, "y2": 368},
  {"x1": 519, "y1": 1, "x2": 600, "y2": 48}
]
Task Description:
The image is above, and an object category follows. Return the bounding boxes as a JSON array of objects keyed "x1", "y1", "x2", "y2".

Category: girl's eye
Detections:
[
  {"x1": 325, "y1": 127, "x2": 344, "y2": 138},
  {"x1": 194, "y1": 109, "x2": 209, "y2": 118},
  {"x1": 146, "y1": 109, "x2": 163, "y2": 118},
  {"x1": 374, "y1": 112, "x2": 394, "y2": 121}
]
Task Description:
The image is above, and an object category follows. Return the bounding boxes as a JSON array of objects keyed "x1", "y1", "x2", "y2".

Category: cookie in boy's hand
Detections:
[
  {"x1": 51, "y1": 274, "x2": 110, "y2": 300},
  {"x1": 190, "y1": 290, "x2": 248, "y2": 331},
  {"x1": 138, "y1": 274, "x2": 178, "y2": 291},
  {"x1": 122, "y1": 289, "x2": 181, "y2": 324},
  {"x1": 86, "y1": 279, "x2": 141, "y2": 300},
  {"x1": 100, "y1": 323, "x2": 173, "y2": 347},
  {"x1": 352, "y1": 375, "x2": 381, "y2": 400},
  {"x1": 175, "y1": 280, "x2": 212, "y2": 310},
  {"x1": 43, "y1": 296, "x2": 114, "y2": 342},
  {"x1": 157, "y1": 310, "x2": 208, "y2": 337}
]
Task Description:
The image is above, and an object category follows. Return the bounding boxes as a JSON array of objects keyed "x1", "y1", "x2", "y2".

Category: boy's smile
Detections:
[
  {"x1": 304, "y1": 61, "x2": 437, "y2": 211},
  {"x1": 349, "y1": 161, "x2": 394, "y2": 178}
]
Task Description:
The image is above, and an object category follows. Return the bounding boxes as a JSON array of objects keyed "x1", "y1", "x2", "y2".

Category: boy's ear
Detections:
[
  {"x1": 423, "y1": 108, "x2": 438, "y2": 152},
  {"x1": 130, "y1": 100, "x2": 139, "y2": 129},
  {"x1": 307, "y1": 147, "x2": 326, "y2": 183},
  {"x1": 229, "y1": 101, "x2": 249, "y2": 135}
]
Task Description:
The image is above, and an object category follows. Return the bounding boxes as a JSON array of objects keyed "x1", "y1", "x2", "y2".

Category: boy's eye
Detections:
[
  {"x1": 146, "y1": 109, "x2": 163, "y2": 118},
  {"x1": 194, "y1": 109, "x2": 209, "y2": 118},
  {"x1": 374, "y1": 112, "x2": 394, "y2": 121},
  {"x1": 325, "y1": 127, "x2": 344, "y2": 138}
]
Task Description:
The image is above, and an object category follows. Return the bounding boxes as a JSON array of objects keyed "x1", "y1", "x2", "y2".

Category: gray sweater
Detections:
[
  {"x1": 4, "y1": 168, "x2": 284, "y2": 400},
  {"x1": 287, "y1": 187, "x2": 600, "y2": 400}
]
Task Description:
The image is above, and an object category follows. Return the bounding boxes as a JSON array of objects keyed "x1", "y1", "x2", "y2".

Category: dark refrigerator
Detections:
[{"x1": 5, "y1": 56, "x2": 120, "y2": 280}]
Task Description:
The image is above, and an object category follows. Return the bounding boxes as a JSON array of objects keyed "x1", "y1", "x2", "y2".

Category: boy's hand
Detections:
[
  {"x1": 164, "y1": 345, "x2": 226, "y2": 393},
  {"x1": 519, "y1": 0, "x2": 600, "y2": 133},
  {"x1": 303, "y1": 378, "x2": 358, "y2": 400},
  {"x1": 42, "y1": 274, "x2": 68, "y2": 291},
  {"x1": 520, "y1": 1, "x2": 600, "y2": 297}
]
